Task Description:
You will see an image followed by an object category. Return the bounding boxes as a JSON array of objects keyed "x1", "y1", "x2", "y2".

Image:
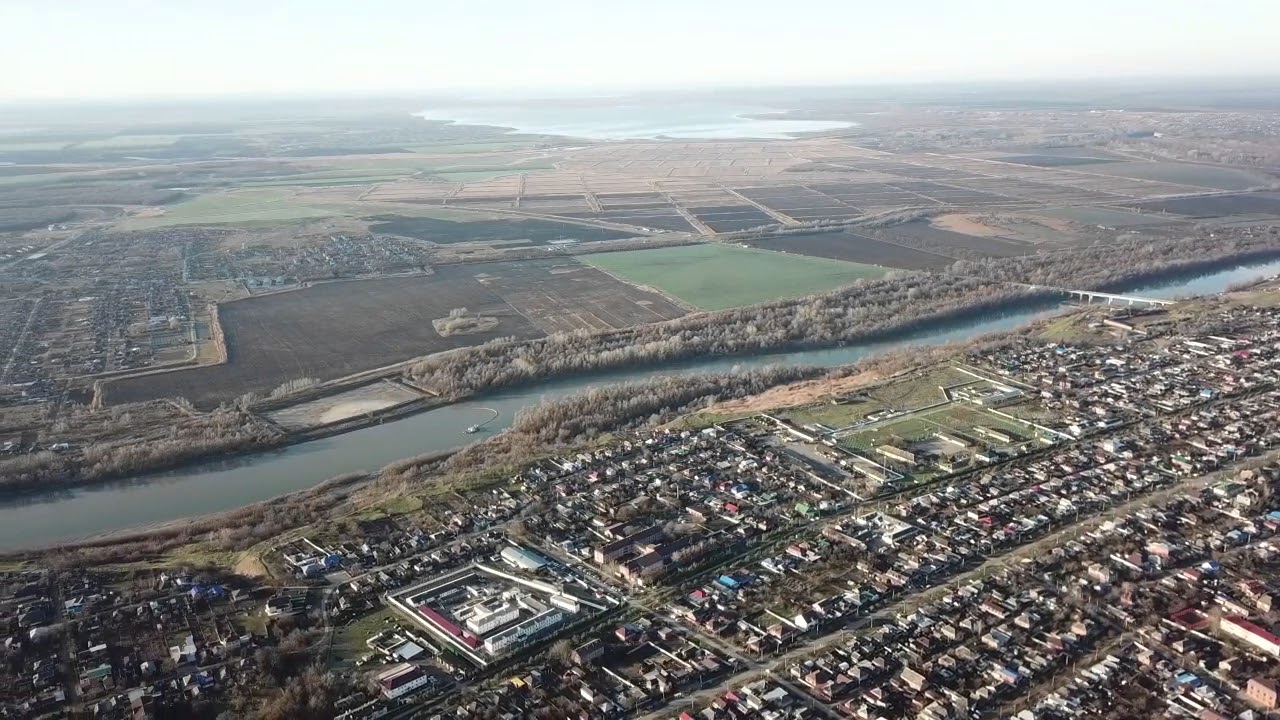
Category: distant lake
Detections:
[{"x1": 417, "y1": 100, "x2": 855, "y2": 140}]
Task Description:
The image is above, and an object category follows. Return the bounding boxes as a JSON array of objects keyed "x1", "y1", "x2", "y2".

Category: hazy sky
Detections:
[{"x1": 4, "y1": 0, "x2": 1276, "y2": 100}]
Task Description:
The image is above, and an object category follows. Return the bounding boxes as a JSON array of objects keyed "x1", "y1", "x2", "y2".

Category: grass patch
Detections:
[
  {"x1": 583, "y1": 244, "x2": 887, "y2": 310},
  {"x1": 380, "y1": 495, "x2": 423, "y2": 515},
  {"x1": 837, "y1": 402, "x2": 1036, "y2": 454},
  {"x1": 866, "y1": 366, "x2": 974, "y2": 411},
  {"x1": 329, "y1": 607, "x2": 395, "y2": 670},
  {"x1": 783, "y1": 400, "x2": 889, "y2": 431}
]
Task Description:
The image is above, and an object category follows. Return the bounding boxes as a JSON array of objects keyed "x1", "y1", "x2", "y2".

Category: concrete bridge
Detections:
[{"x1": 1062, "y1": 289, "x2": 1177, "y2": 307}]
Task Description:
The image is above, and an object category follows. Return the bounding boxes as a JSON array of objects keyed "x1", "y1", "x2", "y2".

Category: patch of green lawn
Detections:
[{"x1": 584, "y1": 243, "x2": 886, "y2": 310}]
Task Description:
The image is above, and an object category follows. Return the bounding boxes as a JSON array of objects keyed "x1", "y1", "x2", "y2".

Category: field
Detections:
[
  {"x1": 837, "y1": 403, "x2": 1033, "y2": 454},
  {"x1": 1037, "y1": 206, "x2": 1181, "y2": 227},
  {"x1": 1068, "y1": 161, "x2": 1275, "y2": 191},
  {"x1": 583, "y1": 243, "x2": 887, "y2": 310},
  {"x1": 882, "y1": 220, "x2": 1035, "y2": 258},
  {"x1": 471, "y1": 258, "x2": 687, "y2": 333},
  {"x1": 74, "y1": 135, "x2": 186, "y2": 149},
  {"x1": 367, "y1": 215, "x2": 634, "y2": 245},
  {"x1": 103, "y1": 255, "x2": 691, "y2": 407},
  {"x1": 1124, "y1": 192, "x2": 1280, "y2": 219},
  {"x1": 747, "y1": 231, "x2": 957, "y2": 271},
  {"x1": 104, "y1": 267, "x2": 544, "y2": 408},
  {"x1": 119, "y1": 189, "x2": 343, "y2": 229}
]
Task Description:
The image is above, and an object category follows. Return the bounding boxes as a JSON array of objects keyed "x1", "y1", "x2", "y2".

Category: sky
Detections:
[{"x1": 3, "y1": 0, "x2": 1277, "y2": 101}]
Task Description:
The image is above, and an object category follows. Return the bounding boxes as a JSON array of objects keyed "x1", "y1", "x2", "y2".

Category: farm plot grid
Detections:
[
  {"x1": 746, "y1": 232, "x2": 958, "y2": 271},
  {"x1": 358, "y1": 140, "x2": 1263, "y2": 238},
  {"x1": 104, "y1": 267, "x2": 545, "y2": 408}
]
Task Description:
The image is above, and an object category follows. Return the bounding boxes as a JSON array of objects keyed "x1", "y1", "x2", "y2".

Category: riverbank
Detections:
[
  {"x1": 1, "y1": 256, "x2": 1279, "y2": 550},
  {"x1": 13, "y1": 225, "x2": 1272, "y2": 501}
]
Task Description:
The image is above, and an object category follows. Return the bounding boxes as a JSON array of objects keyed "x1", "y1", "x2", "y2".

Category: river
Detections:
[{"x1": 5, "y1": 259, "x2": 1280, "y2": 549}]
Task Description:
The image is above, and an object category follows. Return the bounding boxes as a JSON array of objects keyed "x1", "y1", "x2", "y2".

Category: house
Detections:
[
  {"x1": 1247, "y1": 677, "x2": 1280, "y2": 710},
  {"x1": 571, "y1": 639, "x2": 605, "y2": 666}
]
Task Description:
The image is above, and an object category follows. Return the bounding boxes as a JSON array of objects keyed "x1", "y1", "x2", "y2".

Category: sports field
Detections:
[{"x1": 583, "y1": 243, "x2": 886, "y2": 310}]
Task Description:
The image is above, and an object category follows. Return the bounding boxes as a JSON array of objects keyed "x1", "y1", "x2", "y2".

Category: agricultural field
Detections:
[
  {"x1": 366, "y1": 215, "x2": 635, "y2": 245},
  {"x1": 747, "y1": 231, "x2": 957, "y2": 271},
  {"x1": 880, "y1": 220, "x2": 1035, "y2": 258},
  {"x1": 1037, "y1": 206, "x2": 1182, "y2": 227},
  {"x1": 583, "y1": 243, "x2": 887, "y2": 310},
  {"x1": 1068, "y1": 161, "x2": 1276, "y2": 191},
  {"x1": 990, "y1": 154, "x2": 1122, "y2": 167},
  {"x1": 73, "y1": 134, "x2": 186, "y2": 149},
  {"x1": 104, "y1": 266, "x2": 544, "y2": 408},
  {"x1": 470, "y1": 257, "x2": 687, "y2": 333},
  {"x1": 1123, "y1": 192, "x2": 1280, "y2": 219},
  {"x1": 118, "y1": 189, "x2": 344, "y2": 230}
]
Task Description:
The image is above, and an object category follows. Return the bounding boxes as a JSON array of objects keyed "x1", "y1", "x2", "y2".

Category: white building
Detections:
[
  {"x1": 483, "y1": 609, "x2": 563, "y2": 656},
  {"x1": 464, "y1": 600, "x2": 520, "y2": 635}
]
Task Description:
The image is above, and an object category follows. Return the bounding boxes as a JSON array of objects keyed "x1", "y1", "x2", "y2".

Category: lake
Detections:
[
  {"x1": 4, "y1": 258, "x2": 1280, "y2": 549},
  {"x1": 417, "y1": 99, "x2": 855, "y2": 140}
]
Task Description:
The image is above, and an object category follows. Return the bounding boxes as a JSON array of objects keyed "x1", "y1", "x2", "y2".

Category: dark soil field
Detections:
[
  {"x1": 471, "y1": 258, "x2": 687, "y2": 334},
  {"x1": 687, "y1": 205, "x2": 777, "y2": 233},
  {"x1": 882, "y1": 220, "x2": 1035, "y2": 258},
  {"x1": 105, "y1": 267, "x2": 544, "y2": 408},
  {"x1": 367, "y1": 215, "x2": 635, "y2": 245},
  {"x1": 747, "y1": 232, "x2": 957, "y2": 271},
  {"x1": 597, "y1": 212, "x2": 695, "y2": 232},
  {"x1": 1123, "y1": 192, "x2": 1280, "y2": 218}
]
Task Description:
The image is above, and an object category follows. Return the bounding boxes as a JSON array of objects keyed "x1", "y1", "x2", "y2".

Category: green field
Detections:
[
  {"x1": 119, "y1": 189, "x2": 342, "y2": 229},
  {"x1": 75, "y1": 134, "x2": 186, "y2": 149},
  {"x1": 583, "y1": 243, "x2": 887, "y2": 310},
  {"x1": 837, "y1": 403, "x2": 1036, "y2": 453}
]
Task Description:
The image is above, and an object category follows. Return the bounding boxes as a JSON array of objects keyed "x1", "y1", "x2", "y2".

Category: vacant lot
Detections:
[
  {"x1": 266, "y1": 382, "x2": 422, "y2": 430},
  {"x1": 367, "y1": 215, "x2": 634, "y2": 245},
  {"x1": 747, "y1": 232, "x2": 956, "y2": 271},
  {"x1": 105, "y1": 267, "x2": 543, "y2": 408},
  {"x1": 583, "y1": 243, "x2": 886, "y2": 310},
  {"x1": 471, "y1": 258, "x2": 687, "y2": 333}
]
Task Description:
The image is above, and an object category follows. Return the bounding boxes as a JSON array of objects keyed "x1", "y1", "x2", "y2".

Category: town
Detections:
[{"x1": 9, "y1": 296, "x2": 1280, "y2": 718}]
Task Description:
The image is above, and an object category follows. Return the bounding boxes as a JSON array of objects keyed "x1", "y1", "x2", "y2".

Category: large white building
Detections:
[
  {"x1": 483, "y1": 609, "x2": 563, "y2": 656},
  {"x1": 464, "y1": 600, "x2": 520, "y2": 635},
  {"x1": 1221, "y1": 616, "x2": 1280, "y2": 657},
  {"x1": 501, "y1": 545, "x2": 548, "y2": 571},
  {"x1": 376, "y1": 663, "x2": 432, "y2": 700}
]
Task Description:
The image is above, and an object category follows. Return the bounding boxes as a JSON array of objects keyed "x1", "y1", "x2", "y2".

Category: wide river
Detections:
[{"x1": 4, "y1": 259, "x2": 1280, "y2": 549}]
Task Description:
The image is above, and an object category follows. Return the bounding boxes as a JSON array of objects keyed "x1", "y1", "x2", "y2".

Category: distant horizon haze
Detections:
[{"x1": 3, "y1": 0, "x2": 1278, "y2": 101}]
